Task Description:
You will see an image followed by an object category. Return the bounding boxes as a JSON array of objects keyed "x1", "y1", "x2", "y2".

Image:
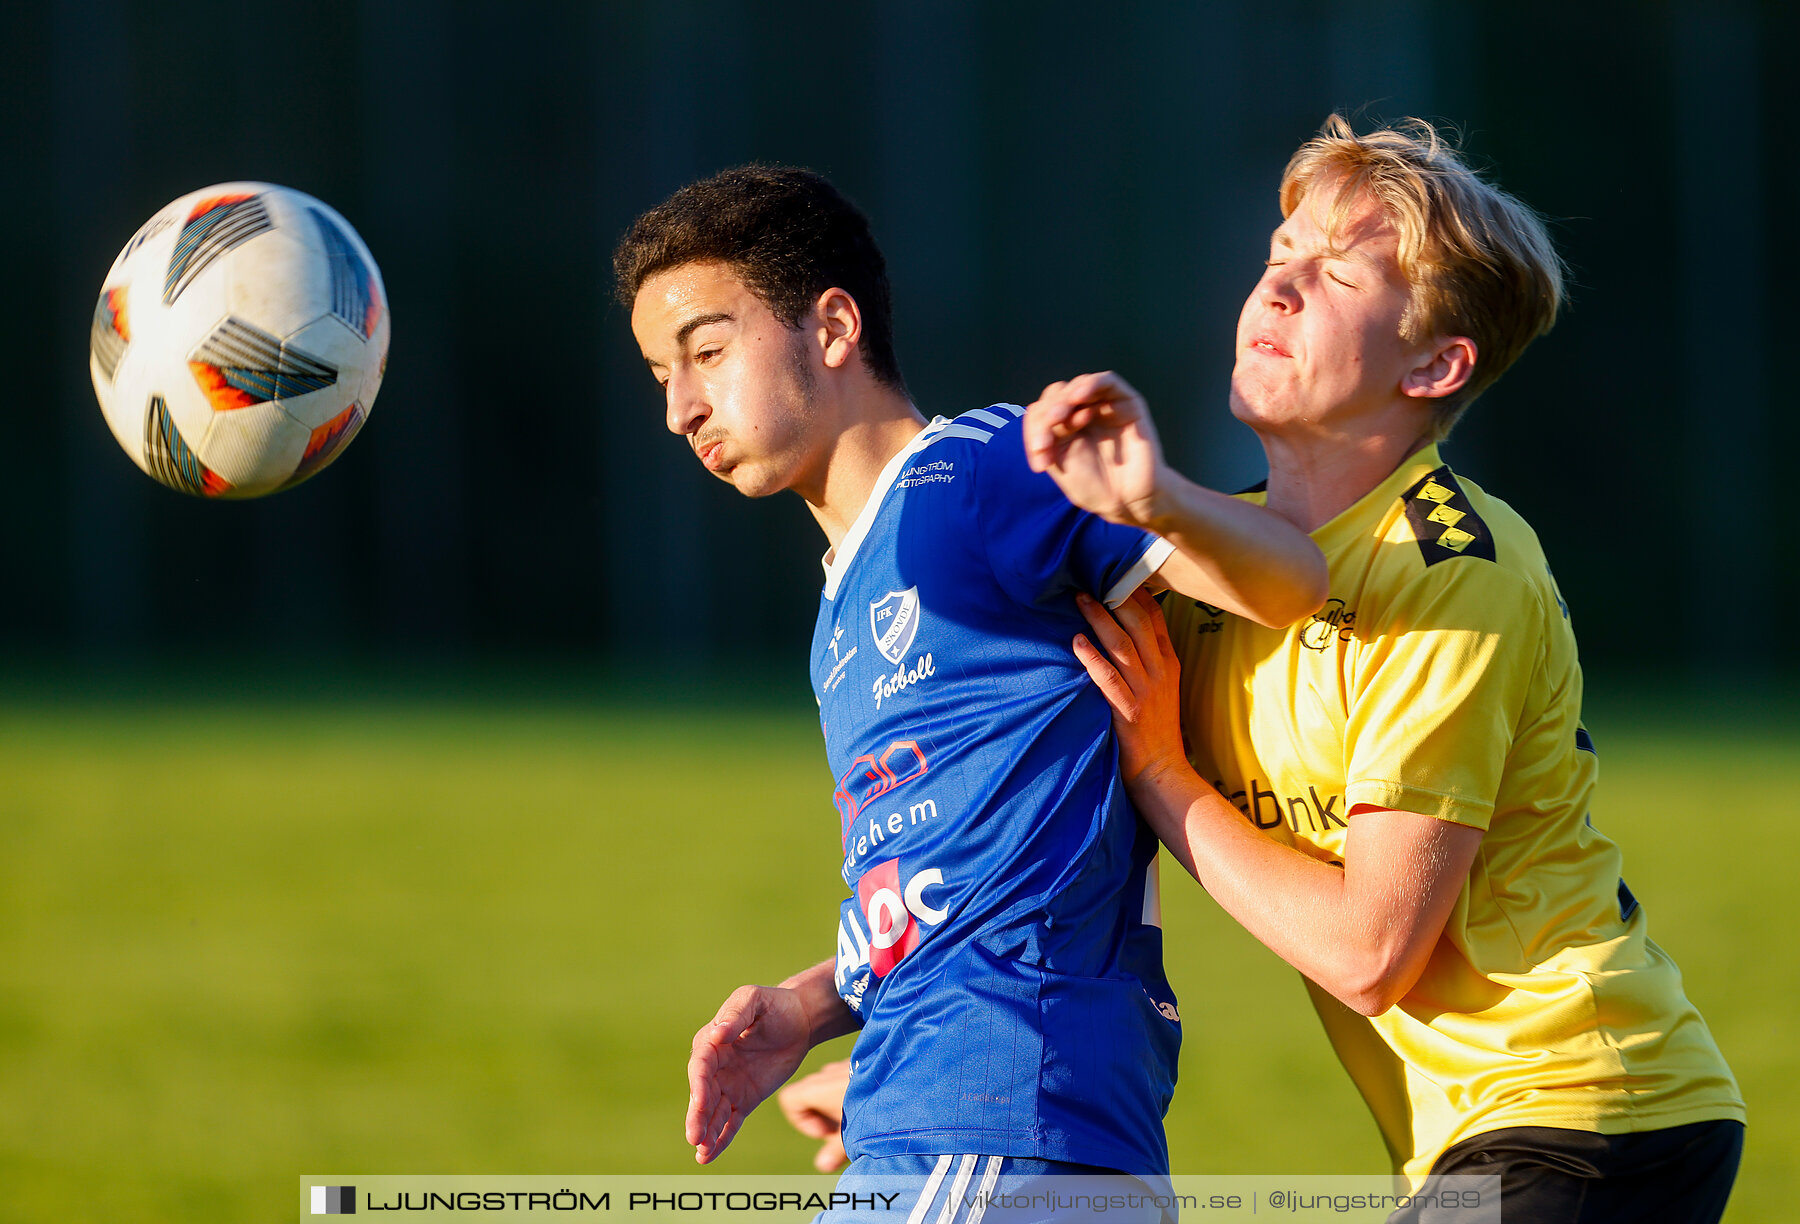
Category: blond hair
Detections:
[{"x1": 1280, "y1": 115, "x2": 1566, "y2": 440}]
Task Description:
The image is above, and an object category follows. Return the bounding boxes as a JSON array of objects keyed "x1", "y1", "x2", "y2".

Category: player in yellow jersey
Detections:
[{"x1": 1025, "y1": 116, "x2": 1744, "y2": 1222}]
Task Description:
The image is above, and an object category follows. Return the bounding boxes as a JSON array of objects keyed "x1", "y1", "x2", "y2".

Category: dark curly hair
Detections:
[{"x1": 613, "y1": 165, "x2": 906, "y2": 392}]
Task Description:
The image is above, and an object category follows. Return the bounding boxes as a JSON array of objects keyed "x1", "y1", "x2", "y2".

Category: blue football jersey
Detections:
[{"x1": 811, "y1": 406, "x2": 1181, "y2": 1175}]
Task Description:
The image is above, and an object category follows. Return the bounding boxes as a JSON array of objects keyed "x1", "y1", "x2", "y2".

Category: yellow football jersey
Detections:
[{"x1": 1162, "y1": 445, "x2": 1743, "y2": 1183}]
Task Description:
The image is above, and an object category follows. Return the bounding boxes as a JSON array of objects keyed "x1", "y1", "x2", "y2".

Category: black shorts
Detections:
[{"x1": 1389, "y1": 1119, "x2": 1743, "y2": 1224}]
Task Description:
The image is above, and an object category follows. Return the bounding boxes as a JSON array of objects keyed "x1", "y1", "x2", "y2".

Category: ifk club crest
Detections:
[{"x1": 869, "y1": 587, "x2": 921, "y2": 664}]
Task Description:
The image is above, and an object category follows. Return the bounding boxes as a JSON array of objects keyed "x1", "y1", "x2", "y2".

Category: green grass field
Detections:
[{"x1": 0, "y1": 672, "x2": 1791, "y2": 1221}]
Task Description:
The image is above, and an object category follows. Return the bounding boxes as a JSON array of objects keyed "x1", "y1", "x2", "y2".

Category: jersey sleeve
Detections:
[
  {"x1": 1341, "y1": 563, "x2": 1547, "y2": 831},
  {"x1": 973, "y1": 414, "x2": 1173, "y2": 609}
]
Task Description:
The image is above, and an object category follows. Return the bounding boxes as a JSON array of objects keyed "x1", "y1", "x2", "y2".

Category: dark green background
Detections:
[{"x1": 1, "y1": 0, "x2": 1792, "y2": 679}]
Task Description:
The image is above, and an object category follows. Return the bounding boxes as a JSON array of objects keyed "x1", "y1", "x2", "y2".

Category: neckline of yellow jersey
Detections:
[
  {"x1": 819, "y1": 416, "x2": 952, "y2": 600},
  {"x1": 1302, "y1": 443, "x2": 1446, "y2": 554}
]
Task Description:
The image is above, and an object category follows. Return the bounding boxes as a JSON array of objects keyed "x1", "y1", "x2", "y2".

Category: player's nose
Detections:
[
  {"x1": 665, "y1": 374, "x2": 708, "y2": 436},
  {"x1": 1259, "y1": 264, "x2": 1300, "y2": 313}
]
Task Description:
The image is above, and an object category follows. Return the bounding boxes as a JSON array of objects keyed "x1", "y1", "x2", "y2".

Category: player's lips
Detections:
[
  {"x1": 1247, "y1": 336, "x2": 1291, "y2": 358},
  {"x1": 694, "y1": 437, "x2": 728, "y2": 471}
]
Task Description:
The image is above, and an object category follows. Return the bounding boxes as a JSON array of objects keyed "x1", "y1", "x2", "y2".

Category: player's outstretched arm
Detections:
[
  {"x1": 1023, "y1": 371, "x2": 1327, "y2": 627},
  {"x1": 685, "y1": 960, "x2": 859, "y2": 1164},
  {"x1": 1073, "y1": 591, "x2": 1482, "y2": 1017}
]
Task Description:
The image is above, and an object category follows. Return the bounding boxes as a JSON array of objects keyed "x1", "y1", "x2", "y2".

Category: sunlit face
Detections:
[
  {"x1": 1229, "y1": 179, "x2": 1425, "y2": 434},
  {"x1": 630, "y1": 260, "x2": 823, "y2": 500}
]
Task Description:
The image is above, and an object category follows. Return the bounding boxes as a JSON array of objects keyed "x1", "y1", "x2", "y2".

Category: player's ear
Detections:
[
  {"x1": 1402, "y1": 336, "x2": 1477, "y2": 400},
  {"x1": 815, "y1": 287, "x2": 863, "y2": 371}
]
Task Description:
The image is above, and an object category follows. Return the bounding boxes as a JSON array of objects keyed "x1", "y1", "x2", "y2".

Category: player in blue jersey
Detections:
[{"x1": 613, "y1": 166, "x2": 1327, "y2": 1213}]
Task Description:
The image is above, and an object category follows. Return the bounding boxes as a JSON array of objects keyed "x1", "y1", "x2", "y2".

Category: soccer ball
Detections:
[{"x1": 89, "y1": 182, "x2": 390, "y2": 498}]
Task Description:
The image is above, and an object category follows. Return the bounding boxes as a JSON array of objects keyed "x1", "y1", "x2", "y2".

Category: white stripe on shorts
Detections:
[
  {"x1": 936, "y1": 1155, "x2": 979, "y2": 1224},
  {"x1": 906, "y1": 1155, "x2": 954, "y2": 1224},
  {"x1": 964, "y1": 1156, "x2": 1004, "y2": 1224}
]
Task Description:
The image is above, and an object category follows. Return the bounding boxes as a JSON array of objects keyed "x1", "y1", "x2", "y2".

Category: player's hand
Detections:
[
  {"x1": 777, "y1": 1058, "x2": 852, "y2": 1172},
  {"x1": 1023, "y1": 371, "x2": 1169, "y2": 529},
  {"x1": 1073, "y1": 588, "x2": 1189, "y2": 786},
  {"x1": 685, "y1": 985, "x2": 813, "y2": 1164}
]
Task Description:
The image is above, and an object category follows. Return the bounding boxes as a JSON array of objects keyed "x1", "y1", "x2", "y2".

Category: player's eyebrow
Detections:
[
  {"x1": 1272, "y1": 227, "x2": 1365, "y2": 265},
  {"x1": 674, "y1": 311, "x2": 735, "y2": 348}
]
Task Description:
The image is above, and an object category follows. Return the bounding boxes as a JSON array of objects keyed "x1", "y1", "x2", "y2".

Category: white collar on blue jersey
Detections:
[{"x1": 819, "y1": 416, "x2": 953, "y2": 599}]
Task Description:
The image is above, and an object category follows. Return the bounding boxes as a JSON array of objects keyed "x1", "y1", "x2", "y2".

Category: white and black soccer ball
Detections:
[{"x1": 89, "y1": 182, "x2": 390, "y2": 498}]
